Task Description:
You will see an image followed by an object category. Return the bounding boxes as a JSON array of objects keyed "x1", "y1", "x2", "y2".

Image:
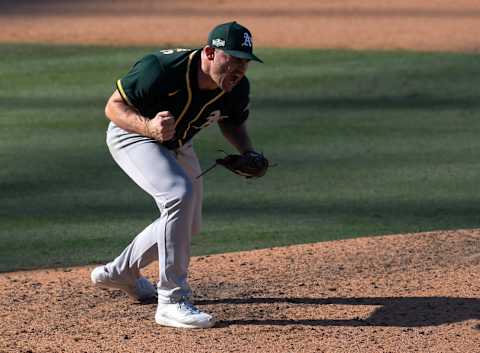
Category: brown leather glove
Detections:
[{"x1": 216, "y1": 151, "x2": 269, "y2": 178}]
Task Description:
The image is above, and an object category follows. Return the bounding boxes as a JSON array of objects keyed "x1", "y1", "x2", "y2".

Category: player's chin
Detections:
[
  {"x1": 220, "y1": 82, "x2": 233, "y2": 92},
  {"x1": 220, "y1": 77, "x2": 239, "y2": 92}
]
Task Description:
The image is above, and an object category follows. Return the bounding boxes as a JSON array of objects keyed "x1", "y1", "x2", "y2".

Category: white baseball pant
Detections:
[{"x1": 104, "y1": 122, "x2": 203, "y2": 303}]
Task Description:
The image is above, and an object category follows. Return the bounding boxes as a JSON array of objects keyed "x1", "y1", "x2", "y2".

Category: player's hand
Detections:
[{"x1": 145, "y1": 111, "x2": 176, "y2": 142}]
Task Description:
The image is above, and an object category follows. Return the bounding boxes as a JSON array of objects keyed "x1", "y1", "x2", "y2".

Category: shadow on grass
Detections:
[
  {"x1": 1, "y1": 95, "x2": 479, "y2": 111},
  {"x1": 255, "y1": 95, "x2": 480, "y2": 111},
  {"x1": 196, "y1": 297, "x2": 480, "y2": 327},
  {"x1": 3, "y1": 196, "x2": 480, "y2": 229}
]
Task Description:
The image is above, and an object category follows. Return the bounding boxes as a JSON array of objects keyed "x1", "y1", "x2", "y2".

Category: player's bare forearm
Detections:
[
  {"x1": 105, "y1": 91, "x2": 176, "y2": 142},
  {"x1": 219, "y1": 121, "x2": 254, "y2": 153},
  {"x1": 105, "y1": 90, "x2": 149, "y2": 135}
]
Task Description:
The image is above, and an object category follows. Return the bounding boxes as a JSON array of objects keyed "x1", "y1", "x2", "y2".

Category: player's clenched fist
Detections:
[{"x1": 144, "y1": 111, "x2": 176, "y2": 142}]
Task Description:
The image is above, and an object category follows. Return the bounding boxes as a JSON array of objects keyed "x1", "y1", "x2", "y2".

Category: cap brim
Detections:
[{"x1": 223, "y1": 50, "x2": 263, "y2": 63}]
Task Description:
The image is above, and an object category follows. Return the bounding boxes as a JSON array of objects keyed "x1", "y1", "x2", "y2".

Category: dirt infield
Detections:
[
  {"x1": 1, "y1": 231, "x2": 480, "y2": 352},
  {"x1": 1, "y1": 0, "x2": 480, "y2": 52},
  {"x1": 1, "y1": 1, "x2": 480, "y2": 352}
]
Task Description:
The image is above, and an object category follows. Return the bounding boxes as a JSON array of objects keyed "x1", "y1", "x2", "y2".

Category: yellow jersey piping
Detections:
[
  {"x1": 174, "y1": 51, "x2": 196, "y2": 129},
  {"x1": 116, "y1": 79, "x2": 134, "y2": 107}
]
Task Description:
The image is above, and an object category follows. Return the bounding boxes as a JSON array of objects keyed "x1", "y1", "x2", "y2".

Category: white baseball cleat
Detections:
[
  {"x1": 90, "y1": 266, "x2": 157, "y2": 302},
  {"x1": 155, "y1": 297, "x2": 215, "y2": 329}
]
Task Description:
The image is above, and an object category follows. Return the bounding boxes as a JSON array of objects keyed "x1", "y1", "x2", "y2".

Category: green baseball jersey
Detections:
[{"x1": 116, "y1": 48, "x2": 250, "y2": 149}]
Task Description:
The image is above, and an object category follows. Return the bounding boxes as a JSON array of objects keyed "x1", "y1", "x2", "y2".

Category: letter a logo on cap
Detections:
[
  {"x1": 242, "y1": 32, "x2": 252, "y2": 47},
  {"x1": 208, "y1": 22, "x2": 263, "y2": 62}
]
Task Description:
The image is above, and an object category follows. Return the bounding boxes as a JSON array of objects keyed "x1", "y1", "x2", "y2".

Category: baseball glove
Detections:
[{"x1": 216, "y1": 151, "x2": 269, "y2": 178}]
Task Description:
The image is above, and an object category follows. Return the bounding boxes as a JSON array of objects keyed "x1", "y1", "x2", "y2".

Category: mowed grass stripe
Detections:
[{"x1": 1, "y1": 44, "x2": 479, "y2": 271}]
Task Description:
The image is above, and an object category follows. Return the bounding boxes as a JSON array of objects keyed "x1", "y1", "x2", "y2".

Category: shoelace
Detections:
[{"x1": 178, "y1": 299, "x2": 201, "y2": 314}]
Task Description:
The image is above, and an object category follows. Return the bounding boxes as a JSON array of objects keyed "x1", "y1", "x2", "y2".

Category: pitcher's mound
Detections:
[{"x1": 1, "y1": 230, "x2": 480, "y2": 352}]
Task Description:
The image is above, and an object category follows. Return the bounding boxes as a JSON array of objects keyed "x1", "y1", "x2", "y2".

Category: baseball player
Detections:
[{"x1": 91, "y1": 21, "x2": 268, "y2": 329}]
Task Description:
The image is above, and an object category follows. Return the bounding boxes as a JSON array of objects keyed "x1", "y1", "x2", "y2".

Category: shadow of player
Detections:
[{"x1": 195, "y1": 296, "x2": 480, "y2": 328}]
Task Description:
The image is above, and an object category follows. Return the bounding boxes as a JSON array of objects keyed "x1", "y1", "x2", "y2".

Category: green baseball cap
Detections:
[{"x1": 208, "y1": 21, "x2": 263, "y2": 63}]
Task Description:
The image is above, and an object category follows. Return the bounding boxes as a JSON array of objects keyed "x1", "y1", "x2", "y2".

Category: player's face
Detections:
[{"x1": 211, "y1": 50, "x2": 249, "y2": 92}]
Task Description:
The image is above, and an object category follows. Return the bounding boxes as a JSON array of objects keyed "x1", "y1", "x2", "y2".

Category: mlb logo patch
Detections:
[{"x1": 212, "y1": 38, "x2": 226, "y2": 47}]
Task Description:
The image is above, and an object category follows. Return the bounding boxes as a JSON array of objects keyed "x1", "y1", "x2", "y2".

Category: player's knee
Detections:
[
  {"x1": 176, "y1": 180, "x2": 194, "y2": 204},
  {"x1": 163, "y1": 178, "x2": 194, "y2": 208}
]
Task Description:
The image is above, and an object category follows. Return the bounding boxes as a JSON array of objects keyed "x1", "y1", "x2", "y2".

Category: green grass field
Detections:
[{"x1": 1, "y1": 44, "x2": 479, "y2": 272}]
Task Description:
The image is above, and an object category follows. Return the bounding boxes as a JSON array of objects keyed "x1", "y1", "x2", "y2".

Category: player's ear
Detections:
[{"x1": 205, "y1": 46, "x2": 215, "y2": 61}]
